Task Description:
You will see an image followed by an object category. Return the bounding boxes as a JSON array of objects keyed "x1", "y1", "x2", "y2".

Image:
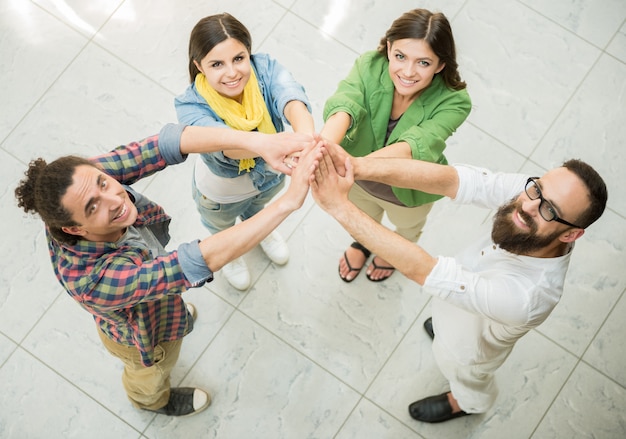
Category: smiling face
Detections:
[
  {"x1": 193, "y1": 37, "x2": 251, "y2": 103},
  {"x1": 60, "y1": 165, "x2": 137, "y2": 242},
  {"x1": 387, "y1": 38, "x2": 445, "y2": 100},
  {"x1": 492, "y1": 167, "x2": 588, "y2": 256}
]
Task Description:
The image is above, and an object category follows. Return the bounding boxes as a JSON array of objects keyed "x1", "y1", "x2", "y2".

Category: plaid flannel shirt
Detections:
[{"x1": 47, "y1": 127, "x2": 199, "y2": 367}]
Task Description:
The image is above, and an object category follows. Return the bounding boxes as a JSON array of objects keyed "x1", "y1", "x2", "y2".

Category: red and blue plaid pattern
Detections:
[{"x1": 47, "y1": 134, "x2": 193, "y2": 367}]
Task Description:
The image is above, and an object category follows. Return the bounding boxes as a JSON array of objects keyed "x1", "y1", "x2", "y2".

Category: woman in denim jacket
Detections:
[
  {"x1": 321, "y1": 9, "x2": 471, "y2": 283},
  {"x1": 175, "y1": 13, "x2": 315, "y2": 290}
]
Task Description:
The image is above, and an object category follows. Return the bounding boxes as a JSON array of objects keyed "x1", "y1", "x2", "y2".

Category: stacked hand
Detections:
[
  {"x1": 310, "y1": 142, "x2": 354, "y2": 214},
  {"x1": 263, "y1": 132, "x2": 317, "y2": 175},
  {"x1": 281, "y1": 140, "x2": 322, "y2": 211},
  {"x1": 273, "y1": 133, "x2": 356, "y2": 214}
]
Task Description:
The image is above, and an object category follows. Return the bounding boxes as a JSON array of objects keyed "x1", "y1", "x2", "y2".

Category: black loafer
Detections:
[
  {"x1": 408, "y1": 392, "x2": 470, "y2": 423},
  {"x1": 423, "y1": 317, "x2": 434, "y2": 340}
]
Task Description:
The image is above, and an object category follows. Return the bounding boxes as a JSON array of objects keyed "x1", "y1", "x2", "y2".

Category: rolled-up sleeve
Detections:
[
  {"x1": 452, "y1": 164, "x2": 527, "y2": 209},
  {"x1": 158, "y1": 123, "x2": 187, "y2": 165},
  {"x1": 176, "y1": 240, "x2": 214, "y2": 287},
  {"x1": 425, "y1": 255, "x2": 531, "y2": 326},
  {"x1": 425, "y1": 256, "x2": 470, "y2": 296}
]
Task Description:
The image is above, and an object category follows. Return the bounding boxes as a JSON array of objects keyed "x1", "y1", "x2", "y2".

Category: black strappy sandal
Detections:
[
  {"x1": 339, "y1": 242, "x2": 371, "y2": 282},
  {"x1": 366, "y1": 256, "x2": 395, "y2": 282}
]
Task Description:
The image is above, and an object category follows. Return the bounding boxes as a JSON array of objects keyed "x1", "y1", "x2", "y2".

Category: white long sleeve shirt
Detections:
[{"x1": 424, "y1": 165, "x2": 572, "y2": 367}]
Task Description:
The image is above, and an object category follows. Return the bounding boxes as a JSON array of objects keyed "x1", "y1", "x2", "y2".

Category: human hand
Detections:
[
  {"x1": 283, "y1": 133, "x2": 324, "y2": 170},
  {"x1": 261, "y1": 132, "x2": 315, "y2": 175},
  {"x1": 282, "y1": 140, "x2": 322, "y2": 211},
  {"x1": 310, "y1": 147, "x2": 353, "y2": 214},
  {"x1": 283, "y1": 152, "x2": 300, "y2": 170},
  {"x1": 320, "y1": 139, "x2": 351, "y2": 177}
]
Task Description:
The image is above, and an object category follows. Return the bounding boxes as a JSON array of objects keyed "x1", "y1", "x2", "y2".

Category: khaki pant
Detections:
[
  {"x1": 349, "y1": 183, "x2": 433, "y2": 242},
  {"x1": 98, "y1": 329, "x2": 182, "y2": 410},
  {"x1": 432, "y1": 335, "x2": 499, "y2": 413}
]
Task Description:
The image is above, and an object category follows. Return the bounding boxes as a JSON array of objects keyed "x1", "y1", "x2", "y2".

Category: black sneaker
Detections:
[
  {"x1": 423, "y1": 317, "x2": 434, "y2": 340},
  {"x1": 145, "y1": 387, "x2": 211, "y2": 417}
]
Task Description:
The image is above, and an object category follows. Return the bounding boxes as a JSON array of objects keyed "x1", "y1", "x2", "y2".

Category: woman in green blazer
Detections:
[{"x1": 321, "y1": 8, "x2": 471, "y2": 283}]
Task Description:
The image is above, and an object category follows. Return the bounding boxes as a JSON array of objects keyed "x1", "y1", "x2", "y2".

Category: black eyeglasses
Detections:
[{"x1": 524, "y1": 177, "x2": 584, "y2": 229}]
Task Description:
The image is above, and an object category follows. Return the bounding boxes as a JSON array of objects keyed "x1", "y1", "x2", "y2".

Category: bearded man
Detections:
[{"x1": 310, "y1": 142, "x2": 607, "y2": 423}]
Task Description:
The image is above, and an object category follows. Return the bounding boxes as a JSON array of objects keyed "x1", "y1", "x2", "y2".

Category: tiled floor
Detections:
[{"x1": 1, "y1": 0, "x2": 625, "y2": 438}]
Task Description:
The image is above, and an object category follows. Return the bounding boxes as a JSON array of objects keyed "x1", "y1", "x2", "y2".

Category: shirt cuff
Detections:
[
  {"x1": 158, "y1": 123, "x2": 187, "y2": 165},
  {"x1": 450, "y1": 164, "x2": 476, "y2": 204},
  {"x1": 177, "y1": 240, "x2": 213, "y2": 287},
  {"x1": 424, "y1": 255, "x2": 468, "y2": 295}
]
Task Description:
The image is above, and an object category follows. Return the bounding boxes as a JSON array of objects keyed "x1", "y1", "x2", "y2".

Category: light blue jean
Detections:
[{"x1": 191, "y1": 175, "x2": 285, "y2": 235}]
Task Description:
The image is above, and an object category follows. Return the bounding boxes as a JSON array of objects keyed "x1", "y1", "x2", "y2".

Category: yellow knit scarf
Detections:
[{"x1": 194, "y1": 68, "x2": 276, "y2": 173}]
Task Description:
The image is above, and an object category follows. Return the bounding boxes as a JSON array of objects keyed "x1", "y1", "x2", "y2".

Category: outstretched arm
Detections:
[
  {"x1": 320, "y1": 111, "x2": 351, "y2": 144},
  {"x1": 284, "y1": 100, "x2": 315, "y2": 134},
  {"x1": 311, "y1": 150, "x2": 438, "y2": 285},
  {"x1": 199, "y1": 141, "x2": 322, "y2": 272},
  {"x1": 323, "y1": 140, "x2": 460, "y2": 199},
  {"x1": 179, "y1": 125, "x2": 315, "y2": 175}
]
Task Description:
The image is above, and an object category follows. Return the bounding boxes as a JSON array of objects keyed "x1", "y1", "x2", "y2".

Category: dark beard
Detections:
[{"x1": 491, "y1": 198, "x2": 562, "y2": 255}]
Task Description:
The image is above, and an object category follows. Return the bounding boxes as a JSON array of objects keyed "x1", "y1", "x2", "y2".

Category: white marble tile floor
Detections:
[{"x1": 1, "y1": 0, "x2": 625, "y2": 438}]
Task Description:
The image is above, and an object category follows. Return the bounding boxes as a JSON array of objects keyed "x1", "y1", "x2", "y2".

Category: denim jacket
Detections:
[{"x1": 174, "y1": 53, "x2": 312, "y2": 192}]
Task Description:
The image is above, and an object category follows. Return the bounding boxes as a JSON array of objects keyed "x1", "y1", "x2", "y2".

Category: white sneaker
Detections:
[
  {"x1": 186, "y1": 303, "x2": 197, "y2": 321},
  {"x1": 221, "y1": 257, "x2": 250, "y2": 290},
  {"x1": 259, "y1": 230, "x2": 289, "y2": 265}
]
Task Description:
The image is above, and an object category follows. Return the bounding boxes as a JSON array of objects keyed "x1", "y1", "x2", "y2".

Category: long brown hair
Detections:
[
  {"x1": 187, "y1": 13, "x2": 252, "y2": 83},
  {"x1": 377, "y1": 9, "x2": 466, "y2": 90}
]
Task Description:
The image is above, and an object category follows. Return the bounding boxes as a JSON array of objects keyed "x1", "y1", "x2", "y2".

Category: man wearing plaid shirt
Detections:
[{"x1": 15, "y1": 123, "x2": 318, "y2": 417}]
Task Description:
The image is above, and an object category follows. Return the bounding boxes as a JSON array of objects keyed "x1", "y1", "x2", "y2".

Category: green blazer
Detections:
[{"x1": 324, "y1": 51, "x2": 471, "y2": 206}]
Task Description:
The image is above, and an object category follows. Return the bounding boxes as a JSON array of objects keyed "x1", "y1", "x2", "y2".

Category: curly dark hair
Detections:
[
  {"x1": 377, "y1": 8, "x2": 466, "y2": 91},
  {"x1": 15, "y1": 156, "x2": 96, "y2": 245}
]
